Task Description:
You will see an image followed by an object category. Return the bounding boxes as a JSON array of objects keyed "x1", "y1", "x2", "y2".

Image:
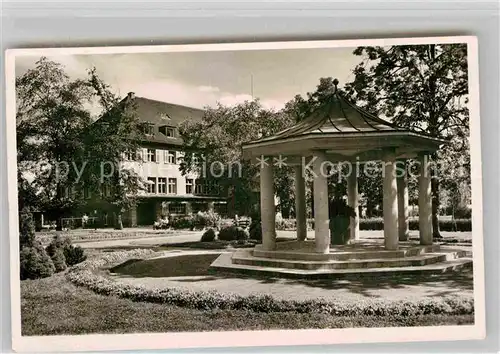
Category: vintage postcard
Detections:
[{"x1": 5, "y1": 36, "x2": 485, "y2": 352}]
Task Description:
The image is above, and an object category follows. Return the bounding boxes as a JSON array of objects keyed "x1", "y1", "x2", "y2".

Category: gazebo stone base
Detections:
[{"x1": 209, "y1": 241, "x2": 472, "y2": 280}]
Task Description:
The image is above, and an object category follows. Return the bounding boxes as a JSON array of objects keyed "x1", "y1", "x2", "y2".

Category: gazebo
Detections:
[{"x1": 210, "y1": 80, "x2": 471, "y2": 278}]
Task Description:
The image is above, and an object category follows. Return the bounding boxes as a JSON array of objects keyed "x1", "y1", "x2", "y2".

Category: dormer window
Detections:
[
  {"x1": 142, "y1": 123, "x2": 155, "y2": 136},
  {"x1": 159, "y1": 125, "x2": 176, "y2": 138}
]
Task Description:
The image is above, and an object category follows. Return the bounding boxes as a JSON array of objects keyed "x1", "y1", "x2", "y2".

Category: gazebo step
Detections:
[
  {"x1": 210, "y1": 253, "x2": 473, "y2": 280},
  {"x1": 253, "y1": 244, "x2": 441, "y2": 261},
  {"x1": 231, "y1": 249, "x2": 467, "y2": 270}
]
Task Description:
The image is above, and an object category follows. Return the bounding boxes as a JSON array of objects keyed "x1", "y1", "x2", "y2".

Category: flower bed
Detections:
[{"x1": 66, "y1": 250, "x2": 474, "y2": 317}]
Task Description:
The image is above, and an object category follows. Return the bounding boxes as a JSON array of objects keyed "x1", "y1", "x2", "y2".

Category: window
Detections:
[
  {"x1": 166, "y1": 127, "x2": 175, "y2": 137},
  {"x1": 158, "y1": 177, "x2": 167, "y2": 194},
  {"x1": 146, "y1": 149, "x2": 156, "y2": 162},
  {"x1": 124, "y1": 149, "x2": 135, "y2": 161},
  {"x1": 166, "y1": 150, "x2": 177, "y2": 164},
  {"x1": 194, "y1": 180, "x2": 204, "y2": 195},
  {"x1": 147, "y1": 177, "x2": 156, "y2": 194},
  {"x1": 83, "y1": 185, "x2": 91, "y2": 199},
  {"x1": 168, "y1": 203, "x2": 186, "y2": 214},
  {"x1": 185, "y1": 178, "x2": 194, "y2": 194},
  {"x1": 101, "y1": 184, "x2": 112, "y2": 197},
  {"x1": 159, "y1": 125, "x2": 176, "y2": 137},
  {"x1": 168, "y1": 178, "x2": 177, "y2": 194},
  {"x1": 194, "y1": 179, "x2": 220, "y2": 196},
  {"x1": 143, "y1": 124, "x2": 155, "y2": 135},
  {"x1": 136, "y1": 148, "x2": 143, "y2": 161}
]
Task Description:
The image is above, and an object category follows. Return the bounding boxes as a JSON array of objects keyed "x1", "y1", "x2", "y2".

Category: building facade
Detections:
[{"x1": 119, "y1": 93, "x2": 227, "y2": 226}]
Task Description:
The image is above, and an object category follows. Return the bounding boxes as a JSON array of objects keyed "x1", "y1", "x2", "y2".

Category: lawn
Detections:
[{"x1": 21, "y1": 274, "x2": 473, "y2": 336}]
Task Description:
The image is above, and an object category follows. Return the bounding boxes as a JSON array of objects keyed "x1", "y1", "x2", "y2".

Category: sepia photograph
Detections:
[{"x1": 6, "y1": 36, "x2": 484, "y2": 351}]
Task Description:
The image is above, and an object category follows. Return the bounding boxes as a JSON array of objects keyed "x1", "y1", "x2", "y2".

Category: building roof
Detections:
[
  {"x1": 125, "y1": 93, "x2": 205, "y2": 146},
  {"x1": 242, "y1": 79, "x2": 446, "y2": 161}
]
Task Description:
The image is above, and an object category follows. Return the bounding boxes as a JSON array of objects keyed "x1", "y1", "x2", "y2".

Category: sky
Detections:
[{"x1": 15, "y1": 46, "x2": 363, "y2": 113}]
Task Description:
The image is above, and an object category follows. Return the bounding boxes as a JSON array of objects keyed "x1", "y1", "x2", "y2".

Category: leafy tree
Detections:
[
  {"x1": 16, "y1": 57, "x2": 146, "y2": 230},
  {"x1": 179, "y1": 100, "x2": 294, "y2": 217},
  {"x1": 344, "y1": 44, "x2": 469, "y2": 237},
  {"x1": 79, "y1": 69, "x2": 147, "y2": 229},
  {"x1": 16, "y1": 57, "x2": 94, "y2": 229}
]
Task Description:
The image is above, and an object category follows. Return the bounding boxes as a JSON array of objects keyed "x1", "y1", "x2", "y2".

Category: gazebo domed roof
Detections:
[
  {"x1": 258, "y1": 79, "x2": 404, "y2": 142},
  {"x1": 242, "y1": 79, "x2": 445, "y2": 161}
]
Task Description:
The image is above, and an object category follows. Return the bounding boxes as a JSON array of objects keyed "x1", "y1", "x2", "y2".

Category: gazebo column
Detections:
[
  {"x1": 260, "y1": 159, "x2": 276, "y2": 250},
  {"x1": 418, "y1": 154, "x2": 433, "y2": 245},
  {"x1": 383, "y1": 154, "x2": 399, "y2": 250},
  {"x1": 347, "y1": 169, "x2": 359, "y2": 242},
  {"x1": 397, "y1": 159, "x2": 410, "y2": 241},
  {"x1": 294, "y1": 164, "x2": 307, "y2": 242},
  {"x1": 313, "y1": 151, "x2": 330, "y2": 253}
]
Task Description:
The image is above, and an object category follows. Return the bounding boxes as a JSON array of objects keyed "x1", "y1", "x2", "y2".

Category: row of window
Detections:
[
  {"x1": 147, "y1": 177, "x2": 178, "y2": 194},
  {"x1": 145, "y1": 177, "x2": 220, "y2": 196},
  {"x1": 59, "y1": 178, "x2": 220, "y2": 198},
  {"x1": 124, "y1": 148, "x2": 185, "y2": 164}
]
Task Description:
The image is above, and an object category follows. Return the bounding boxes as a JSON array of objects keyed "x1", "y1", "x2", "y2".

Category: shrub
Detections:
[
  {"x1": 200, "y1": 228, "x2": 216, "y2": 242},
  {"x1": 237, "y1": 227, "x2": 250, "y2": 241},
  {"x1": 63, "y1": 244, "x2": 87, "y2": 266},
  {"x1": 194, "y1": 211, "x2": 221, "y2": 229},
  {"x1": 46, "y1": 234, "x2": 86, "y2": 268},
  {"x1": 46, "y1": 234, "x2": 71, "y2": 257},
  {"x1": 276, "y1": 219, "x2": 296, "y2": 231},
  {"x1": 453, "y1": 207, "x2": 472, "y2": 219},
  {"x1": 50, "y1": 248, "x2": 68, "y2": 272},
  {"x1": 19, "y1": 211, "x2": 36, "y2": 247},
  {"x1": 218, "y1": 225, "x2": 249, "y2": 241},
  {"x1": 249, "y1": 220, "x2": 262, "y2": 241},
  {"x1": 170, "y1": 215, "x2": 194, "y2": 230},
  {"x1": 20, "y1": 243, "x2": 55, "y2": 280}
]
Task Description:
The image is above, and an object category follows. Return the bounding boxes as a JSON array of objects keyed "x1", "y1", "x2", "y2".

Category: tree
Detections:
[
  {"x1": 179, "y1": 100, "x2": 295, "y2": 217},
  {"x1": 77, "y1": 69, "x2": 147, "y2": 229},
  {"x1": 16, "y1": 58, "x2": 146, "y2": 230},
  {"x1": 16, "y1": 57, "x2": 95, "y2": 229},
  {"x1": 344, "y1": 44, "x2": 470, "y2": 237}
]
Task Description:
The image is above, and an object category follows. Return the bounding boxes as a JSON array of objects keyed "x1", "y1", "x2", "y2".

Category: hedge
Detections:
[
  {"x1": 66, "y1": 250, "x2": 474, "y2": 316},
  {"x1": 359, "y1": 218, "x2": 472, "y2": 232},
  {"x1": 274, "y1": 218, "x2": 471, "y2": 232}
]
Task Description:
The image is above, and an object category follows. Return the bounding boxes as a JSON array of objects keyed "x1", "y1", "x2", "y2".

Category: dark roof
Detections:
[
  {"x1": 253, "y1": 80, "x2": 404, "y2": 144},
  {"x1": 130, "y1": 95, "x2": 204, "y2": 126},
  {"x1": 122, "y1": 93, "x2": 204, "y2": 146}
]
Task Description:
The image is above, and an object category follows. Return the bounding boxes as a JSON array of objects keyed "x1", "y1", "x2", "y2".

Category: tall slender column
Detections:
[
  {"x1": 397, "y1": 159, "x2": 410, "y2": 241},
  {"x1": 294, "y1": 164, "x2": 307, "y2": 241},
  {"x1": 418, "y1": 154, "x2": 433, "y2": 245},
  {"x1": 313, "y1": 151, "x2": 330, "y2": 253},
  {"x1": 383, "y1": 154, "x2": 399, "y2": 250},
  {"x1": 347, "y1": 168, "x2": 359, "y2": 243},
  {"x1": 260, "y1": 159, "x2": 276, "y2": 250}
]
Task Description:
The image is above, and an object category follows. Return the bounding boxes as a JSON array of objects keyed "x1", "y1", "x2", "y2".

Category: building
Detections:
[{"x1": 118, "y1": 93, "x2": 227, "y2": 226}]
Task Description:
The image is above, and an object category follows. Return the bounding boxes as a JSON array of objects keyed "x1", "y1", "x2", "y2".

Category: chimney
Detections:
[{"x1": 127, "y1": 92, "x2": 135, "y2": 100}]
